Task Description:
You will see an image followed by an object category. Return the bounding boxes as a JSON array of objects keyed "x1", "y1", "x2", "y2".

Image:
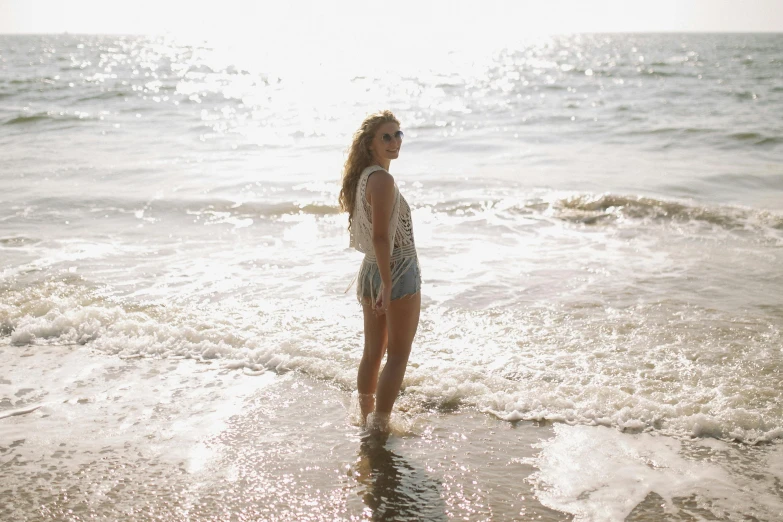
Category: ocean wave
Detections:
[
  {"x1": 428, "y1": 193, "x2": 783, "y2": 234},
  {"x1": 553, "y1": 193, "x2": 783, "y2": 231},
  {"x1": 16, "y1": 191, "x2": 783, "y2": 238},
  {"x1": 0, "y1": 236, "x2": 40, "y2": 247},
  {"x1": 640, "y1": 69, "x2": 689, "y2": 78},
  {"x1": 4, "y1": 113, "x2": 53, "y2": 125},
  {"x1": 4, "y1": 77, "x2": 72, "y2": 93},
  {"x1": 732, "y1": 90, "x2": 761, "y2": 101},
  {"x1": 153, "y1": 199, "x2": 342, "y2": 218},
  {"x1": 727, "y1": 131, "x2": 783, "y2": 147},
  {"x1": 8, "y1": 78, "x2": 39, "y2": 85},
  {"x1": 561, "y1": 64, "x2": 693, "y2": 80},
  {"x1": 21, "y1": 195, "x2": 343, "y2": 219},
  {"x1": 76, "y1": 90, "x2": 131, "y2": 102},
  {"x1": 625, "y1": 126, "x2": 714, "y2": 136},
  {"x1": 184, "y1": 200, "x2": 342, "y2": 217},
  {"x1": 621, "y1": 127, "x2": 783, "y2": 149},
  {"x1": 2, "y1": 278, "x2": 781, "y2": 444},
  {"x1": 3, "y1": 111, "x2": 92, "y2": 126}
]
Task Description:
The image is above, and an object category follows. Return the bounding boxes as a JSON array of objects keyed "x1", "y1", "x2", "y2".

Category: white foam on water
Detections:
[
  {"x1": 529, "y1": 424, "x2": 783, "y2": 522},
  {"x1": 3, "y1": 276, "x2": 782, "y2": 444},
  {"x1": 0, "y1": 344, "x2": 277, "y2": 479},
  {"x1": 768, "y1": 444, "x2": 783, "y2": 484}
]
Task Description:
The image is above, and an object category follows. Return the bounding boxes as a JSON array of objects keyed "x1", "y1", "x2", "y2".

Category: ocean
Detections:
[{"x1": 1, "y1": 32, "x2": 782, "y2": 521}]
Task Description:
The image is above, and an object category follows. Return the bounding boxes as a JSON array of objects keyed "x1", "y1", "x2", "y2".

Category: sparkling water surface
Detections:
[{"x1": 1, "y1": 32, "x2": 782, "y2": 521}]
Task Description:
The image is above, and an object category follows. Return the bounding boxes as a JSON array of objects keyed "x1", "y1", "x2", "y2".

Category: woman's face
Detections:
[{"x1": 369, "y1": 121, "x2": 403, "y2": 164}]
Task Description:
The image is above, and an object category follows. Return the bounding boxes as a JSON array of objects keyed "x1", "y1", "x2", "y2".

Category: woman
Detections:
[{"x1": 339, "y1": 110, "x2": 421, "y2": 433}]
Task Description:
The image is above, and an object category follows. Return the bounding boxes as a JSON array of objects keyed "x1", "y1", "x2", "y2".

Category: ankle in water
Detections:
[
  {"x1": 366, "y1": 411, "x2": 391, "y2": 433},
  {"x1": 351, "y1": 392, "x2": 376, "y2": 426},
  {"x1": 358, "y1": 393, "x2": 375, "y2": 406}
]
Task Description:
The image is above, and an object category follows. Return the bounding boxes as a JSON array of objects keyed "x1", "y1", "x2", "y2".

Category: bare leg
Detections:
[
  {"x1": 358, "y1": 303, "x2": 387, "y2": 423},
  {"x1": 375, "y1": 292, "x2": 421, "y2": 417}
]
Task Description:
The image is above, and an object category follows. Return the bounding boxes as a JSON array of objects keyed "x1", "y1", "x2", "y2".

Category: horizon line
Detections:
[{"x1": 2, "y1": 29, "x2": 782, "y2": 36}]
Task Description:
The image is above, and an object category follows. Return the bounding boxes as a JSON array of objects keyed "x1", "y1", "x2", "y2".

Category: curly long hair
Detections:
[{"x1": 339, "y1": 110, "x2": 400, "y2": 231}]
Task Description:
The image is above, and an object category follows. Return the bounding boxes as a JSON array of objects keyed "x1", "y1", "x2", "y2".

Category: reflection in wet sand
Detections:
[{"x1": 354, "y1": 435, "x2": 447, "y2": 522}]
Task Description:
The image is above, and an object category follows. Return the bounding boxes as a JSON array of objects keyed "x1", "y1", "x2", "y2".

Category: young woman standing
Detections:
[{"x1": 339, "y1": 110, "x2": 421, "y2": 433}]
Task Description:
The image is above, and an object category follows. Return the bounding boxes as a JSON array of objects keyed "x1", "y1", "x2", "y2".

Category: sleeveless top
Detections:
[{"x1": 348, "y1": 165, "x2": 418, "y2": 303}]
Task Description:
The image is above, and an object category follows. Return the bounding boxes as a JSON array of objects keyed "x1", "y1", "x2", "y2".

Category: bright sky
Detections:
[{"x1": 1, "y1": 0, "x2": 782, "y2": 42}]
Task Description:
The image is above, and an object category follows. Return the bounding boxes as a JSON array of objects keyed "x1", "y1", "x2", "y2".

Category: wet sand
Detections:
[{"x1": 1, "y1": 344, "x2": 568, "y2": 521}]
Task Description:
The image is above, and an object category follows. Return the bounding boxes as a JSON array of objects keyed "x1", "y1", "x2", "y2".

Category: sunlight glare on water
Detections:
[{"x1": 1, "y1": 27, "x2": 782, "y2": 521}]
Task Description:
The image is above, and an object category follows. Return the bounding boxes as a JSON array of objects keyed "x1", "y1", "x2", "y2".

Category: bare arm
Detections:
[{"x1": 367, "y1": 170, "x2": 396, "y2": 289}]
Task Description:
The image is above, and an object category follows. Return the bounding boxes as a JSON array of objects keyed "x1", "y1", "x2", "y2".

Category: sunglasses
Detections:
[{"x1": 381, "y1": 130, "x2": 404, "y2": 143}]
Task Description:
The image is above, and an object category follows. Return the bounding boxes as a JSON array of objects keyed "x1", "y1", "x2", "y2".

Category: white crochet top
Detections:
[{"x1": 348, "y1": 165, "x2": 418, "y2": 302}]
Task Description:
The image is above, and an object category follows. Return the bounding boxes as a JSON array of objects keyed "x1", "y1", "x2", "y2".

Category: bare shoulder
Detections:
[{"x1": 366, "y1": 168, "x2": 395, "y2": 197}]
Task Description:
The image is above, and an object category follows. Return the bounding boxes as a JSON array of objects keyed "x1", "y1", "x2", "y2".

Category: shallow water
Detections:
[
  {"x1": 3, "y1": 346, "x2": 782, "y2": 521},
  {"x1": 0, "y1": 346, "x2": 567, "y2": 521}
]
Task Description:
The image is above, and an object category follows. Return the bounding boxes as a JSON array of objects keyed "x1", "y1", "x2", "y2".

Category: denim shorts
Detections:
[{"x1": 359, "y1": 258, "x2": 421, "y2": 303}]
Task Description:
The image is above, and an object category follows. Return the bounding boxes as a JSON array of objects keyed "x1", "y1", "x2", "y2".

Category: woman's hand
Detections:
[{"x1": 375, "y1": 284, "x2": 392, "y2": 316}]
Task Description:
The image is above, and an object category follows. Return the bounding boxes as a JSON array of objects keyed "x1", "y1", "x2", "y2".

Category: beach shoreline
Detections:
[
  {"x1": 1, "y1": 344, "x2": 569, "y2": 521},
  {"x1": 2, "y1": 344, "x2": 782, "y2": 520}
]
